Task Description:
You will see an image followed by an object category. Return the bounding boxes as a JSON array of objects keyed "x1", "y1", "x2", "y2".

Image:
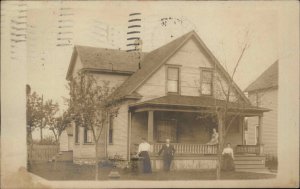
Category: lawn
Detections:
[{"x1": 29, "y1": 161, "x2": 276, "y2": 181}]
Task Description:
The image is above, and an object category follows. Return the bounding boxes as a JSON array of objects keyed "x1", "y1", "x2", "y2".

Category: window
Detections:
[
  {"x1": 75, "y1": 125, "x2": 79, "y2": 143},
  {"x1": 157, "y1": 120, "x2": 177, "y2": 142},
  {"x1": 201, "y1": 69, "x2": 213, "y2": 95},
  {"x1": 109, "y1": 116, "x2": 114, "y2": 144},
  {"x1": 84, "y1": 127, "x2": 93, "y2": 143},
  {"x1": 167, "y1": 67, "x2": 180, "y2": 94}
]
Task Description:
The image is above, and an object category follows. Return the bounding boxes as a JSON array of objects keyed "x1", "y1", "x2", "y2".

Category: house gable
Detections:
[
  {"x1": 134, "y1": 33, "x2": 248, "y2": 103},
  {"x1": 111, "y1": 31, "x2": 250, "y2": 104}
]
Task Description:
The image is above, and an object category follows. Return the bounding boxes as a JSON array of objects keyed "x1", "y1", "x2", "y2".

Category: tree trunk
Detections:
[
  {"x1": 28, "y1": 127, "x2": 34, "y2": 170},
  {"x1": 216, "y1": 111, "x2": 224, "y2": 180},
  {"x1": 95, "y1": 142, "x2": 99, "y2": 180}
]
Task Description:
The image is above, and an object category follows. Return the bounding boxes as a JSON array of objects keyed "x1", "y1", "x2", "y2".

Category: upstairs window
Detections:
[
  {"x1": 201, "y1": 69, "x2": 213, "y2": 96},
  {"x1": 167, "y1": 66, "x2": 180, "y2": 94}
]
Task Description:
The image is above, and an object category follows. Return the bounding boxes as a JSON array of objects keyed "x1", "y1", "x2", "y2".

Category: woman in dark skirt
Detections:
[
  {"x1": 221, "y1": 143, "x2": 235, "y2": 171},
  {"x1": 137, "y1": 138, "x2": 152, "y2": 173}
]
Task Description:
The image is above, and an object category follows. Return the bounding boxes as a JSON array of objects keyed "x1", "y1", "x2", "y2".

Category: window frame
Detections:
[
  {"x1": 75, "y1": 124, "x2": 79, "y2": 144},
  {"x1": 83, "y1": 127, "x2": 93, "y2": 144},
  {"x1": 165, "y1": 65, "x2": 181, "y2": 95},
  {"x1": 200, "y1": 67, "x2": 214, "y2": 96}
]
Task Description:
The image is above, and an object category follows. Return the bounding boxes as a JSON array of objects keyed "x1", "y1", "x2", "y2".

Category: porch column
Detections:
[
  {"x1": 127, "y1": 111, "x2": 132, "y2": 161},
  {"x1": 257, "y1": 115, "x2": 264, "y2": 155},
  {"x1": 147, "y1": 111, "x2": 154, "y2": 143},
  {"x1": 241, "y1": 116, "x2": 246, "y2": 145}
]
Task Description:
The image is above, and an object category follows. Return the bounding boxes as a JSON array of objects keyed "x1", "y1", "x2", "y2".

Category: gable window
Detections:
[
  {"x1": 201, "y1": 69, "x2": 213, "y2": 95},
  {"x1": 109, "y1": 116, "x2": 114, "y2": 144},
  {"x1": 84, "y1": 127, "x2": 93, "y2": 143},
  {"x1": 167, "y1": 66, "x2": 180, "y2": 94}
]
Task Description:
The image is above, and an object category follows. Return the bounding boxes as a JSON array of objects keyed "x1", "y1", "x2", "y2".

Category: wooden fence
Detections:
[{"x1": 27, "y1": 144, "x2": 59, "y2": 161}]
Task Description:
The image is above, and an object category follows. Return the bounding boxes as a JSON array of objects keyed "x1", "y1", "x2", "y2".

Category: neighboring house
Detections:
[
  {"x1": 66, "y1": 31, "x2": 269, "y2": 171},
  {"x1": 245, "y1": 61, "x2": 278, "y2": 158}
]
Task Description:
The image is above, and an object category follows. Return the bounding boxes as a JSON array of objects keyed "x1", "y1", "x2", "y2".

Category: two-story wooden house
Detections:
[
  {"x1": 245, "y1": 61, "x2": 278, "y2": 159},
  {"x1": 66, "y1": 31, "x2": 269, "y2": 171}
]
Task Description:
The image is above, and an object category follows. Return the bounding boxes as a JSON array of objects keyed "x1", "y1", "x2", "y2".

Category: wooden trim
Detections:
[
  {"x1": 241, "y1": 117, "x2": 245, "y2": 145},
  {"x1": 148, "y1": 111, "x2": 154, "y2": 143},
  {"x1": 127, "y1": 111, "x2": 132, "y2": 161},
  {"x1": 165, "y1": 65, "x2": 181, "y2": 95},
  {"x1": 128, "y1": 32, "x2": 192, "y2": 95},
  {"x1": 199, "y1": 67, "x2": 214, "y2": 97},
  {"x1": 258, "y1": 115, "x2": 263, "y2": 145},
  {"x1": 134, "y1": 107, "x2": 216, "y2": 114},
  {"x1": 192, "y1": 32, "x2": 251, "y2": 104},
  {"x1": 66, "y1": 47, "x2": 78, "y2": 80},
  {"x1": 83, "y1": 68, "x2": 134, "y2": 76}
]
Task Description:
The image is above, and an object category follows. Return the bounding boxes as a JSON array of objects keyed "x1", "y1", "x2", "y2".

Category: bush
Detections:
[{"x1": 265, "y1": 155, "x2": 278, "y2": 170}]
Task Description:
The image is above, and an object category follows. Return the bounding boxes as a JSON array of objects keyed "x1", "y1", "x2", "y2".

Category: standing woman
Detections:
[
  {"x1": 221, "y1": 143, "x2": 235, "y2": 171},
  {"x1": 137, "y1": 138, "x2": 152, "y2": 173}
]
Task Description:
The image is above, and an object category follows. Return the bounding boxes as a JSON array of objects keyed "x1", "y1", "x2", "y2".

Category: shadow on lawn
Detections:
[{"x1": 29, "y1": 161, "x2": 276, "y2": 181}]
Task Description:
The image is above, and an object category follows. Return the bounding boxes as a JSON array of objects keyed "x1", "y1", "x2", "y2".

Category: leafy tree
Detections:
[
  {"x1": 26, "y1": 91, "x2": 43, "y2": 144},
  {"x1": 48, "y1": 110, "x2": 72, "y2": 143},
  {"x1": 68, "y1": 71, "x2": 119, "y2": 180}
]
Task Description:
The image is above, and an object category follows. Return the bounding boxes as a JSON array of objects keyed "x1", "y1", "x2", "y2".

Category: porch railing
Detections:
[
  {"x1": 235, "y1": 145, "x2": 263, "y2": 155},
  {"x1": 151, "y1": 143, "x2": 218, "y2": 155}
]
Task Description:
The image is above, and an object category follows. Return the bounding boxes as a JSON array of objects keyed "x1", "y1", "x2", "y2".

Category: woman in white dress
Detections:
[
  {"x1": 221, "y1": 143, "x2": 235, "y2": 171},
  {"x1": 207, "y1": 128, "x2": 219, "y2": 145}
]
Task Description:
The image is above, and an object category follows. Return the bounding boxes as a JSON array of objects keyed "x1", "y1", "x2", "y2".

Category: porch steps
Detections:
[{"x1": 234, "y1": 155, "x2": 267, "y2": 173}]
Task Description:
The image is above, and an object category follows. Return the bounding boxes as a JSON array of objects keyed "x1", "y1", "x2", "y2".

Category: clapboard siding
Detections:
[
  {"x1": 130, "y1": 112, "x2": 148, "y2": 154},
  {"x1": 73, "y1": 123, "x2": 106, "y2": 164},
  {"x1": 93, "y1": 73, "x2": 129, "y2": 89},
  {"x1": 136, "y1": 38, "x2": 241, "y2": 102},
  {"x1": 59, "y1": 131, "x2": 69, "y2": 151},
  {"x1": 106, "y1": 102, "x2": 130, "y2": 160},
  {"x1": 246, "y1": 89, "x2": 278, "y2": 157}
]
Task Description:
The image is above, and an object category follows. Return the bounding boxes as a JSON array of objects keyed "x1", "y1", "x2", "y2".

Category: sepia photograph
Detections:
[{"x1": 1, "y1": 0, "x2": 299, "y2": 188}]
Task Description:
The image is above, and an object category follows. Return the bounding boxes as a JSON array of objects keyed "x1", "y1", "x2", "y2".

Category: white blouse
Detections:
[
  {"x1": 138, "y1": 142, "x2": 151, "y2": 153},
  {"x1": 222, "y1": 147, "x2": 234, "y2": 158}
]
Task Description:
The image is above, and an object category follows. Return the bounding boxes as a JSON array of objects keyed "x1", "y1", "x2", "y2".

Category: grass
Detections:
[{"x1": 29, "y1": 161, "x2": 276, "y2": 181}]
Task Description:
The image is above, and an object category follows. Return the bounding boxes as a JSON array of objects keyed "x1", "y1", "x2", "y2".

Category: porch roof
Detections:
[{"x1": 129, "y1": 95, "x2": 270, "y2": 116}]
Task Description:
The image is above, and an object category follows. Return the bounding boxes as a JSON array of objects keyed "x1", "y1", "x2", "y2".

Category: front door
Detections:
[{"x1": 157, "y1": 119, "x2": 177, "y2": 142}]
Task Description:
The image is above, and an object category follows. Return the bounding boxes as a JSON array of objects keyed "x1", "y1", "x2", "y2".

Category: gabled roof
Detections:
[
  {"x1": 245, "y1": 60, "x2": 278, "y2": 92},
  {"x1": 110, "y1": 31, "x2": 251, "y2": 104},
  {"x1": 66, "y1": 45, "x2": 147, "y2": 80}
]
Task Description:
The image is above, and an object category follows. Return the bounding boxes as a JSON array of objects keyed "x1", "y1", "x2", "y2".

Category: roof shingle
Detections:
[
  {"x1": 245, "y1": 61, "x2": 278, "y2": 92},
  {"x1": 130, "y1": 95, "x2": 269, "y2": 112},
  {"x1": 66, "y1": 46, "x2": 147, "y2": 79}
]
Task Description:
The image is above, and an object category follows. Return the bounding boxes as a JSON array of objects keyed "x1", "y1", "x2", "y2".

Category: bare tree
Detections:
[
  {"x1": 196, "y1": 31, "x2": 251, "y2": 179},
  {"x1": 68, "y1": 71, "x2": 119, "y2": 180}
]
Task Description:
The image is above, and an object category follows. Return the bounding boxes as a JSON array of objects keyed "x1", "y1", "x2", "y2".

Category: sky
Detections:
[
  {"x1": 13, "y1": 1, "x2": 279, "y2": 109},
  {"x1": 1, "y1": 1, "x2": 280, "y2": 139}
]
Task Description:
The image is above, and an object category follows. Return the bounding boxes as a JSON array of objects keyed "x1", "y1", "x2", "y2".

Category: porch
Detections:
[{"x1": 128, "y1": 95, "x2": 269, "y2": 171}]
